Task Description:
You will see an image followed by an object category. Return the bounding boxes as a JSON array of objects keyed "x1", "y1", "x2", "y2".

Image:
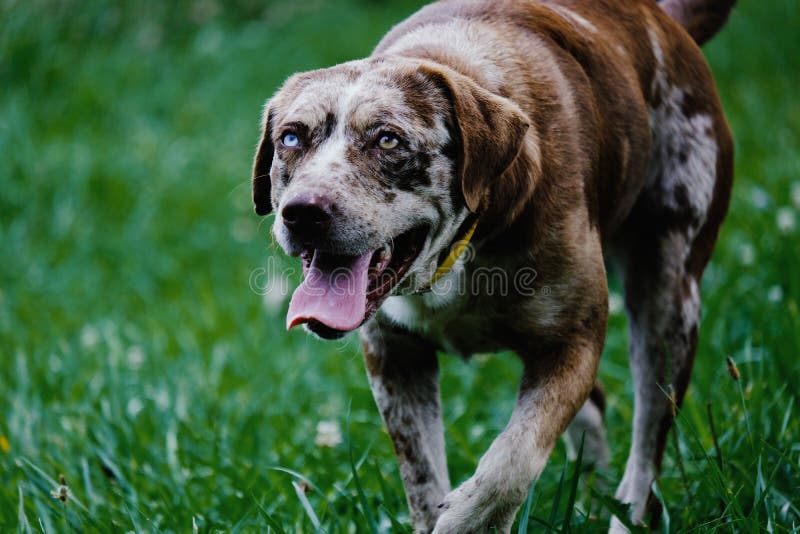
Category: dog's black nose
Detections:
[{"x1": 281, "y1": 195, "x2": 334, "y2": 238}]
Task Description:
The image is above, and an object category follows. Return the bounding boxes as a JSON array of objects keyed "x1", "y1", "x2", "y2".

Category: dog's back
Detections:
[{"x1": 376, "y1": 0, "x2": 734, "y2": 237}]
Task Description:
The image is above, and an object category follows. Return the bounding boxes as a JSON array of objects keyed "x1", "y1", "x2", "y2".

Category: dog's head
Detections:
[{"x1": 253, "y1": 57, "x2": 530, "y2": 338}]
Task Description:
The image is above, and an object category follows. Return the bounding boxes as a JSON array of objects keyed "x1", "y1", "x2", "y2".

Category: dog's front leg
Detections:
[
  {"x1": 433, "y1": 338, "x2": 601, "y2": 534},
  {"x1": 361, "y1": 320, "x2": 449, "y2": 532}
]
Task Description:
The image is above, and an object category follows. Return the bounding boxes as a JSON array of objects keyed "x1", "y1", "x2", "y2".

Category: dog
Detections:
[{"x1": 251, "y1": 0, "x2": 735, "y2": 531}]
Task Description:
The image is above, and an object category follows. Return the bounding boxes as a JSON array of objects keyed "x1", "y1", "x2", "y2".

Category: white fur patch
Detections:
[
  {"x1": 303, "y1": 136, "x2": 348, "y2": 177},
  {"x1": 546, "y1": 4, "x2": 598, "y2": 33},
  {"x1": 681, "y1": 275, "x2": 701, "y2": 329},
  {"x1": 646, "y1": 28, "x2": 717, "y2": 237},
  {"x1": 383, "y1": 20, "x2": 508, "y2": 89},
  {"x1": 380, "y1": 259, "x2": 479, "y2": 355}
]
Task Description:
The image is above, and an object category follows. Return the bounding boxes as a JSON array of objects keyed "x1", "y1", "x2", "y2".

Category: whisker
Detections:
[
  {"x1": 257, "y1": 214, "x2": 276, "y2": 232},
  {"x1": 227, "y1": 178, "x2": 254, "y2": 199}
]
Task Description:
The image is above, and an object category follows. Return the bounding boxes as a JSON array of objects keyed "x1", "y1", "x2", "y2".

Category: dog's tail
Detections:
[{"x1": 658, "y1": 0, "x2": 736, "y2": 45}]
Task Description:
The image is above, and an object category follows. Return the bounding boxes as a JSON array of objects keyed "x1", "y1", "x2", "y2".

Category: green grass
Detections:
[{"x1": 1, "y1": 0, "x2": 798, "y2": 531}]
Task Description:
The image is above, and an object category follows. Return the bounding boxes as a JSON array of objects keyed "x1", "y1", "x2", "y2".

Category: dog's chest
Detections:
[
  {"x1": 380, "y1": 295, "x2": 496, "y2": 355},
  {"x1": 379, "y1": 265, "x2": 500, "y2": 355}
]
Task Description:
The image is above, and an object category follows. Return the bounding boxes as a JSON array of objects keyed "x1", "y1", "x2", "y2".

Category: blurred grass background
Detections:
[{"x1": 1, "y1": 0, "x2": 798, "y2": 531}]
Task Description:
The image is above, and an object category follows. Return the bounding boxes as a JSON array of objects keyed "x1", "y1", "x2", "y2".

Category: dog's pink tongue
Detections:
[{"x1": 287, "y1": 250, "x2": 373, "y2": 332}]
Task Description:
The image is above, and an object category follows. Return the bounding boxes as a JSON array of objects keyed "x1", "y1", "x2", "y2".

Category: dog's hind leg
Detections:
[
  {"x1": 361, "y1": 319, "x2": 449, "y2": 532},
  {"x1": 612, "y1": 231, "x2": 702, "y2": 529},
  {"x1": 612, "y1": 91, "x2": 733, "y2": 528}
]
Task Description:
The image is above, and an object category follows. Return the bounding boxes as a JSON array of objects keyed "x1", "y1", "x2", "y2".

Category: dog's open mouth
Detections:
[{"x1": 286, "y1": 226, "x2": 428, "y2": 339}]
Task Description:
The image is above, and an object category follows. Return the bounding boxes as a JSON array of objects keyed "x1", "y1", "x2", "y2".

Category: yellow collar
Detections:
[{"x1": 421, "y1": 217, "x2": 479, "y2": 290}]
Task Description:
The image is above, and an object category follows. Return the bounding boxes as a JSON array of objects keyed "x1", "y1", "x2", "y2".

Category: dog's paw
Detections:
[
  {"x1": 431, "y1": 478, "x2": 480, "y2": 534},
  {"x1": 431, "y1": 477, "x2": 514, "y2": 534}
]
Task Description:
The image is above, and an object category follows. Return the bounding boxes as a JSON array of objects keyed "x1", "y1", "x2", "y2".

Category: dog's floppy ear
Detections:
[
  {"x1": 252, "y1": 104, "x2": 275, "y2": 216},
  {"x1": 422, "y1": 65, "x2": 531, "y2": 216}
]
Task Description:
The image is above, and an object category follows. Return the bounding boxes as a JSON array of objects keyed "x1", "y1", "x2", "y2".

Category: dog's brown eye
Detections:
[{"x1": 377, "y1": 134, "x2": 400, "y2": 150}]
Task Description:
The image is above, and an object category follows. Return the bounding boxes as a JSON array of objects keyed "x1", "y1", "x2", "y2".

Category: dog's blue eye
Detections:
[{"x1": 282, "y1": 133, "x2": 300, "y2": 147}]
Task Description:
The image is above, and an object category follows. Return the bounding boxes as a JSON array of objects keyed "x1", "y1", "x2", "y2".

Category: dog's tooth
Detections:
[
  {"x1": 370, "y1": 244, "x2": 391, "y2": 273},
  {"x1": 378, "y1": 244, "x2": 391, "y2": 262}
]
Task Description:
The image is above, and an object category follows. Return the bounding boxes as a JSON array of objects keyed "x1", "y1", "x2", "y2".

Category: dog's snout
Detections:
[{"x1": 281, "y1": 195, "x2": 334, "y2": 237}]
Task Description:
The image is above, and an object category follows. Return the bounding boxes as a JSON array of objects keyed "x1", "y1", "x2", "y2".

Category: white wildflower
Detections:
[
  {"x1": 126, "y1": 346, "x2": 146, "y2": 369},
  {"x1": 469, "y1": 424, "x2": 485, "y2": 440},
  {"x1": 314, "y1": 420, "x2": 342, "y2": 448},
  {"x1": 174, "y1": 389, "x2": 188, "y2": 420},
  {"x1": 153, "y1": 388, "x2": 170, "y2": 410},
  {"x1": 767, "y1": 285, "x2": 783, "y2": 303},
  {"x1": 776, "y1": 207, "x2": 796, "y2": 234},
  {"x1": 750, "y1": 186, "x2": 770, "y2": 210},
  {"x1": 126, "y1": 397, "x2": 144, "y2": 418},
  {"x1": 608, "y1": 292, "x2": 624, "y2": 314},
  {"x1": 738, "y1": 243, "x2": 756, "y2": 266},
  {"x1": 792, "y1": 183, "x2": 800, "y2": 210},
  {"x1": 59, "y1": 416, "x2": 73, "y2": 433},
  {"x1": 80, "y1": 325, "x2": 100, "y2": 349},
  {"x1": 48, "y1": 353, "x2": 63, "y2": 373}
]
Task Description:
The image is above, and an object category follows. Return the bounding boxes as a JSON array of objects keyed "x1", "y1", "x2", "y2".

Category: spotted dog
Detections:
[{"x1": 251, "y1": 0, "x2": 736, "y2": 531}]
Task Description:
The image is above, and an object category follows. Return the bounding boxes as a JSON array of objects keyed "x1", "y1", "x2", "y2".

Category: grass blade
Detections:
[
  {"x1": 563, "y1": 432, "x2": 585, "y2": 533},
  {"x1": 254, "y1": 494, "x2": 288, "y2": 534},
  {"x1": 650, "y1": 480, "x2": 670, "y2": 534},
  {"x1": 292, "y1": 480, "x2": 322, "y2": 531},
  {"x1": 374, "y1": 460, "x2": 411, "y2": 533},
  {"x1": 18, "y1": 484, "x2": 32, "y2": 534},
  {"x1": 706, "y1": 402, "x2": 725, "y2": 472},
  {"x1": 517, "y1": 478, "x2": 538, "y2": 533},
  {"x1": 547, "y1": 457, "x2": 567, "y2": 532},
  {"x1": 267, "y1": 466, "x2": 340, "y2": 528},
  {"x1": 346, "y1": 402, "x2": 379, "y2": 534}
]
